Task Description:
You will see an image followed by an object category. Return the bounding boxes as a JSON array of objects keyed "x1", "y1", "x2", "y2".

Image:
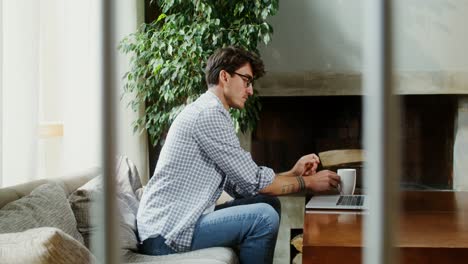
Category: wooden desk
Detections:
[{"x1": 303, "y1": 191, "x2": 468, "y2": 263}]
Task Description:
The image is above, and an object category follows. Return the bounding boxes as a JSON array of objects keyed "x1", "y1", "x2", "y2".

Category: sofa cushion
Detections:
[
  {"x1": 0, "y1": 227, "x2": 96, "y2": 264},
  {"x1": 121, "y1": 247, "x2": 239, "y2": 264},
  {"x1": 0, "y1": 183, "x2": 84, "y2": 244},
  {"x1": 68, "y1": 177, "x2": 101, "y2": 248},
  {"x1": 0, "y1": 167, "x2": 101, "y2": 209},
  {"x1": 69, "y1": 155, "x2": 142, "y2": 250}
]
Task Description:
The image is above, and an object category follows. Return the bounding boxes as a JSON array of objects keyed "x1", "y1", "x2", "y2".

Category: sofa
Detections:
[{"x1": 0, "y1": 157, "x2": 238, "y2": 264}]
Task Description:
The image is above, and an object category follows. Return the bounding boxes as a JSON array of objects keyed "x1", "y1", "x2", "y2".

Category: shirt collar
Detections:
[{"x1": 205, "y1": 90, "x2": 231, "y2": 115}]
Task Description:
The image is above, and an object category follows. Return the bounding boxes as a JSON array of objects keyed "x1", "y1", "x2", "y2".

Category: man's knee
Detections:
[
  {"x1": 256, "y1": 195, "x2": 281, "y2": 218},
  {"x1": 256, "y1": 203, "x2": 280, "y2": 231}
]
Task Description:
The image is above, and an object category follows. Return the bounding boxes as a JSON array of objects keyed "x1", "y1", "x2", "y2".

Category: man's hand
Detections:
[
  {"x1": 291, "y1": 154, "x2": 320, "y2": 177},
  {"x1": 303, "y1": 170, "x2": 341, "y2": 192}
]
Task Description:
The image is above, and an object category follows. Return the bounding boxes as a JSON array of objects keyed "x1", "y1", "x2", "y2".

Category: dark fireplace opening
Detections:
[{"x1": 252, "y1": 95, "x2": 457, "y2": 190}]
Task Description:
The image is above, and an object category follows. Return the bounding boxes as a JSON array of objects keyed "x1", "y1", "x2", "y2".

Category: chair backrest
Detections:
[{"x1": 318, "y1": 149, "x2": 364, "y2": 169}]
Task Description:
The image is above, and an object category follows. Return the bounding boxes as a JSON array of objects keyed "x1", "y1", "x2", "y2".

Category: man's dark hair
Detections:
[{"x1": 205, "y1": 46, "x2": 265, "y2": 87}]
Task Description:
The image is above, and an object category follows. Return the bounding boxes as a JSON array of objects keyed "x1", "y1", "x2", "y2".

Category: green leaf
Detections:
[
  {"x1": 168, "y1": 45, "x2": 173, "y2": 55},
  {"x1": 263, "y1": 33, "x2": 270, "y2": 44},
  {"x1": 235, "y1": 3, "x2": 244, "y2": 15},
  {"x1": 160, "y1": 67, "x2": 168, "y2": 76},
  {"x1": 119, "y1": 0, "x2": 278, "y2": 146},
  {"x1": 261, "y1": 9, "x2": 268, "y2": 20},
  {"x1": 156, "y1": 13, "x2": 167, "y2": 23}
]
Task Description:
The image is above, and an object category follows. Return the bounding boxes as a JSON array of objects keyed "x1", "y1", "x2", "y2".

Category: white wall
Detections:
[
  {"x1": 59, "y1": 0, "x2": 149, "y2": 183},
  {"x1": 260, "y1": 0, "x2": 468, "y2": 72},
  {"x1": 393, "y1": 0, "x2": 468, "y2": 71},
  {"x1": 62, "y1": 0, "x2": 148, "y2": 181},
  {"x1": 115, "y1": 0, "x2": 149, "y2": 184},
  {"x1": 260, "y1": 0, "x2": 362, "y2": 72}
]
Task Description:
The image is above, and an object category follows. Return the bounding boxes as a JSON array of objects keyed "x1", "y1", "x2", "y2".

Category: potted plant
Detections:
[{"x1": 119, "y1": 0, "x2": 279, "y2": 147}]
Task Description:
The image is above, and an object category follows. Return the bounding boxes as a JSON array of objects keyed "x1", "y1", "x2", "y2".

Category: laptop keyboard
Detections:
[{"x1": 336, "y1": 195, "x2": 365, "y2": 206}]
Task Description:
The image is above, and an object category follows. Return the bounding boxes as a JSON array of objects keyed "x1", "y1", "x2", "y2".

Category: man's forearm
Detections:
[
  {"x1": 259, "y1": 175, "x2": 306, "y2": 196},
  {"x1": 275, "y1": 170, "x2": 295, "y2": 178}
]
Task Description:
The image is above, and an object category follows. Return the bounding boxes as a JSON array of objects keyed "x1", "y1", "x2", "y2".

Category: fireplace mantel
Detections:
[{"x1": 256, "y1": 71, "x2": 468, "y2": 96}]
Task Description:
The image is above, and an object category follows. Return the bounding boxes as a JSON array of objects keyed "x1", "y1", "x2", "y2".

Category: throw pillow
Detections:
[
  {"x1": 0, "y1": 227, "x2": 96, "y2": 264},
  {"x1": 135, "y1": 187, "x2": 145, "y2": 201},
  {"x1": 0, "y1": 183, "x2": 84, "y2": 245},
  {"x1": 115, "y1": 155, "x2": 142, "y2": 195},
  {"x1": 69, "y1": 155, "x2": 142, "y2": 251}
]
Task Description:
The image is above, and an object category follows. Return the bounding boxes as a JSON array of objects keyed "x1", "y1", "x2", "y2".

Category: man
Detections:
[{"x1": 137, "y1": 46, "x2": 341, "y2": 264}]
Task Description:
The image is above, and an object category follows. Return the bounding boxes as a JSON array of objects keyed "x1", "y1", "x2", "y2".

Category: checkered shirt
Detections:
[{"x1": 137, "y1": 91, "x2": 275, "y2": 252}]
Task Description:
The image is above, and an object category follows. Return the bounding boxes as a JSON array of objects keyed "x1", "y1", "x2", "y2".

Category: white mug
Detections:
[{"x1": 337, "y1": 169, "x2": 356, "y2": 195}]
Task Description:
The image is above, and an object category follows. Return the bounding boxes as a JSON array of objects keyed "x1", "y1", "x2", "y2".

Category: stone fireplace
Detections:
[
  {"x1": 247, "y1": 71, "x2": 468, "y2": 190},
  {"x1": 244, "y1": 72, "x2": 468, "y2": 264},
  {"x1": 251, "y1": 95, "x2": 458, "y2": 190}
]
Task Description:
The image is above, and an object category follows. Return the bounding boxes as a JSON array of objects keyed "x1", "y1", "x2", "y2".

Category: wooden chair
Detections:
[{"x1": 318, "y1": 149, "x2": 364, "y2": 169}]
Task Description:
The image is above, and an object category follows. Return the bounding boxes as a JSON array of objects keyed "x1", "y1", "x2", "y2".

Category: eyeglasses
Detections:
[{"x1": 232, "y1": 72, "x2": 254, "y2": 88}]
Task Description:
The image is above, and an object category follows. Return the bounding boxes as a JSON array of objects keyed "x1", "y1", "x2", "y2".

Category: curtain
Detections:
[
  {"x1": 1, "y1": 0, "x2": 148, "y2": 187},
  {"x1": 0, "y1": 0, "x2": 4, "y2": 187},
  {"x1": 2, "y1": 0, "x2": 40, "y2": 187}
]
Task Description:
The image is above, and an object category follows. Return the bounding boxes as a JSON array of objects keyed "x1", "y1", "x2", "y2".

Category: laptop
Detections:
[{"x1": 305, "y1": 194, "x2": 369, "y2": 210}]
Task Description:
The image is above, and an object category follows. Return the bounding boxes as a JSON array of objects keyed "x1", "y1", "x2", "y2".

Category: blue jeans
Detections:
[{"x1": 140, "y1": 195, "x2": 281, "y2": 264}]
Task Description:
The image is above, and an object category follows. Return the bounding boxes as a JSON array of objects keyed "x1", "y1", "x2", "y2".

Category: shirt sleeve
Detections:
[{"x1": 193, "y1": 107, "x2": 275, "y2": 197}]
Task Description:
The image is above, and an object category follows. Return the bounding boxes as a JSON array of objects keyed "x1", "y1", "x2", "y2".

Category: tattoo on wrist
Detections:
[
  {"x1": 281, "y1": 183, "x2": 295, "y2": 194},
  {"x1": 296, "y1": 176, "x2": 306, "y2": 192}
]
